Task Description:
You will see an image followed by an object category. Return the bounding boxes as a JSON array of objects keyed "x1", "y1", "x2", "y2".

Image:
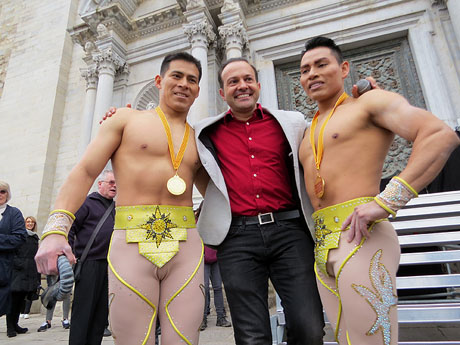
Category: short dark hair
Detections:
[
  {"x1": 160, "y1": 52, "x2": 202, "y2": 82},
  {"x1": 218, "y1": 57, "x2": 258, "y2": 88},
  {"x1": 301, "y1": 36, "x2": 344, "y2": 64}
]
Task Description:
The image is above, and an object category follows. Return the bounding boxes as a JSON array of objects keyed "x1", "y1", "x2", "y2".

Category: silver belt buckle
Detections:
[{"x1": 258, "y1": 212, "x2": 274, "y2": 225}]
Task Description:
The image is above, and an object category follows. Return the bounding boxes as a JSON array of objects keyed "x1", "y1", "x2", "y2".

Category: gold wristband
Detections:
[
  {"x1": 41, "y1": 230, "x2": 68, "y2": 241},
  {"x1": 374, "y1": 197, "x2": 397, "y2": 217},
  {"x1": 50, "y1": 209, "x2": 76, "y2": 220},
  {"x1": 42, "y1": 210, "x2": 74, "y2": 240},
  {"x1": 393, "y1": 176, "x2": 418, "y2": 197},
  {"x1": 376, "y1": 176, "x2": 418, "y2": 215}
]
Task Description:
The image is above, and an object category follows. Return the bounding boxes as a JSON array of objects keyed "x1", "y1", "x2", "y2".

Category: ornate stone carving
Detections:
[
  {"x1": 222, "y1": 0, "x2": 240, "y2": 12},
  {"x1": 431, "y1": 0, "x2": 447, "y2": 7},
  {"x1": 186, "y1": 0, "x2": 206, "y2": 11},
  {"x1": 218, "y1": 21, "x2": 248, "y2": 48},
  {"x1": 183, "y1": 20, "x2": 217, "y2": 47},
  {"x1": 80, "y1": 65, "x2": 99, "y2": 89},
  {"x1": 134, "y1": 80, "x2": 160, "y2": 111},
  {"x1": 84, "y1": 41, "x2": 97, "y2": 57},
  {"x1": 93, "y1": 48, "x2": 125, "y2": 76},
  {"x1": 97, "y1": 23, "x2": 110, "y2": 39}
]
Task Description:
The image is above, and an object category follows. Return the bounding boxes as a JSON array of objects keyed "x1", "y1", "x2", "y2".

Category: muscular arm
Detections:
[
  {"x1": 343, "y1": 90, "x2": 459, "y2": 244},
  {"x1": 368, "y1": 90, "x2": 459, "y2": 190},
  {"x1": 35, "y1": 108, "x2": 130, "y2": 274}
]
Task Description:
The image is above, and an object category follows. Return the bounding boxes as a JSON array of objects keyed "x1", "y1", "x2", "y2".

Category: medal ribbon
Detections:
[
  {"x1": 155, "y1": 106, "x2": 190, "y2": 172},
  {"x1": 309, "y1": 92, "x2": 349, "y2": 172}
]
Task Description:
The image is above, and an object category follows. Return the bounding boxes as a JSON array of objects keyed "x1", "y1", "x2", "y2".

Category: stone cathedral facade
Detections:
[{"x1": 1, "y1": 0, "x2": 459, "y2": 230}]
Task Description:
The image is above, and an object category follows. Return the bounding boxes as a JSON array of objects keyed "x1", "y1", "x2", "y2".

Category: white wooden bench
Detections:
[{"x1": 271, "y1": 190, "x2": 460, "y2": 345}]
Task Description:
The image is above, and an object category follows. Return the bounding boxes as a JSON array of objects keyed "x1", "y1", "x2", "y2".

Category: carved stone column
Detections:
[
  {"x1": 91, "y1": 48, "x2": 124, "y2": 139},
  {"x1": 218, "y1": 0, "x2": 247, "y2": 59},
  {"x1": 183, "y1": 2, "x2": 216, "y2": 124},
  {"x1": 219, "y1": 21, "x2": 248, "y2": 59},
  {"x1": 79, "y1": 65, "x2": 98, "y2": 156},
  {"x1": 445, "y1": 1, "x2": 460, "y2": 64}
]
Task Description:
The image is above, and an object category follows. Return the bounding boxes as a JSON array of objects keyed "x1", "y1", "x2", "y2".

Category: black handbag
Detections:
[{"x1": 73, "y1": 201, "x2": 114, "y2": 282}]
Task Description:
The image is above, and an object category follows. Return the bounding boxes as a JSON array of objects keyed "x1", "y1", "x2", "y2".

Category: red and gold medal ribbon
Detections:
[
  {"x1": 155, "y1": 106, "x2": 190, "y2": 171},
  {"x1": 309, "y1": 92, "x2": 349, "y2": 197}
]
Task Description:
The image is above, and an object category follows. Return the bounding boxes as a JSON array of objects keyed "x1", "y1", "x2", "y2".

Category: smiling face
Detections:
[
  {"x1": 219, "y1": 60, "x2": 261, "y2": 120},
  {"x1": 300, "y1": 46, "x2": 349, "y2": 102},
  {"x1": 155, "y1": 59, "x2": 200, "y2": 114},
  {"x1": 25, "y1": 217, "x2": 36, "y2": 231}
]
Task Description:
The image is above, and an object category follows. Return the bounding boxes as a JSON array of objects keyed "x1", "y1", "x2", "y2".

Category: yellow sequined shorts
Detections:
[
  {"x1": 312, "y1": 197, "x2": 376, "y2": 277},
  {"x1": 114, "y1": 205, "x2": 196, "y2": 268}
]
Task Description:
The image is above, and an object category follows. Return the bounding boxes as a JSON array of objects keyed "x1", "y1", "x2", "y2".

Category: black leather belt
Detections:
[{"x1": 231, "y1": 209, "x2": 300, "y2": 226}]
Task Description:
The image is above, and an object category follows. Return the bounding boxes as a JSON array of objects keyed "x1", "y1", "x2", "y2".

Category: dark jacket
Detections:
[
  {"x1": 10, "y1": 230, "x2": 40, "y2": 293},
  {"x1": 68, "y1": 192, "x2": 115, "y2": 261},
  {"x1": 0, "y1": 205, "x2": 27, "y2": 316}
]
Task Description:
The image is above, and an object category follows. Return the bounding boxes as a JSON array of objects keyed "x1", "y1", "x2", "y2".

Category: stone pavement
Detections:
[{"x1": 0, "y1": 312, "x2": 235, "y2": 345}]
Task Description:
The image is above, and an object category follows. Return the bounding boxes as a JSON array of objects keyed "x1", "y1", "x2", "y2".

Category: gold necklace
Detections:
[
  {"x1": 155, "y1": 106, "x2": 190, "y2": 196},
  {"x1": 309, "y1": 92, "x2": 348, "y2": 198}
]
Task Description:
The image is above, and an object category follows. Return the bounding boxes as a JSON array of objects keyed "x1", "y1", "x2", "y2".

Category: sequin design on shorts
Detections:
[
  {"x1": 314, "y1": 215, "x2": 337, "y2": 277},
  {"x1": 140, "y1": 206, "x2": 177, "y2": 247},
  {"x1": 352, "y1": 249, "x2": 397, "y2": 345}
]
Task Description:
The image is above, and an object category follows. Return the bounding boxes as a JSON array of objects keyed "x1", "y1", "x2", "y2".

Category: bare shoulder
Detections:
[{"x1": 356, "y1": 89, "x2": 408, "y2": 113}]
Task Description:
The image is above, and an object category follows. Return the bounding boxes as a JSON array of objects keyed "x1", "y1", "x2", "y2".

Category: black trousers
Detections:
[
  {"x1": 69, "y1": 259, "x2": 108, "y2": 345},
  {"x1": 218, "y1": 218, "x2": 325, "y2": 345},
  {"x1": 6, "y1": 291, "x2": 27, "y2": 332}
]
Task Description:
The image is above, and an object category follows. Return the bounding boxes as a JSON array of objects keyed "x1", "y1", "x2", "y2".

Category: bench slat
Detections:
[
  {"x1": 397, "y1": 274, "x2": 460, "y2": 289},
  {"x1": 399, "y1": 249, "x2": 460, "y2": 265},
  {"x1": 392, "y1": 216, "x2": 460, "y2": 234},
  {"x1": 398, "y1": 303, "x2": 460, "y2": 323},
  {"x1": 405, "y1": 191, "x2": 460, "y2": 206},
  {"x1": 395, "y1": 203, "x2": 460, "y2": 219},
  {"x1": 398, "y1": 232, "x2": 460, "y2": 247}
]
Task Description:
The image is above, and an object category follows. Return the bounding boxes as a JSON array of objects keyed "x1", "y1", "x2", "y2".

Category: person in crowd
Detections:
[
  {"x1": 37, "y1": 280, "x2": 71, "y2": 332},
  {"x1": 35, "y1": 52, "x2": 206, "y2": 345},
  {"x1": 0, "y1": 181, "x2": 27, "y2": 338},
  {"x1": 18, "y1": 217, "x2": 41, "y2": 320},
  {"x1": 193, "y1": 57, "x2": 325, "y2": 345},
  {"x1": 298, "y1": 36, "x2": 460, "y2": 345},
  {"x1": 200, "y1": 245, "x2": 231, "y2": 331},
  {"x1": 7, "y1": 215, "x2": 41, "y2": 335},
  {"x1": 67, "y1": 170, "x2": 116, "y2": 344}
]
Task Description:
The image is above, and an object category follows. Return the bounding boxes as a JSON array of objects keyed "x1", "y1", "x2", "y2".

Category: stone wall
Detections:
[{"x1": 0, "y1": 0, "x2": 79, "y2": 229}]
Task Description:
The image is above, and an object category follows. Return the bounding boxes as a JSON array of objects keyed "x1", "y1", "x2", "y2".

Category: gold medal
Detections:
[
  {"x1": 167, "y1": 174, "x2": 187, "y2": 196},
  {"x1": 314, "y1": 174, "x2": 325, "y2": 198},
  {"x1": 155, "y1": 106, "x2": 190, "y2": 196},
  {"x1": 309, "y1": 92, "x2": 348, "y2": 199}
]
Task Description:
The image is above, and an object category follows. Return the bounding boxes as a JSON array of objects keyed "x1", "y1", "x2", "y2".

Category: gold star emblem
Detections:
[
  {"x1": 314, "y1": 216, "x2": 332, "y2": 248},
  {"x1": 140, "y1": 206, "x2": 177, "y2": 247}
]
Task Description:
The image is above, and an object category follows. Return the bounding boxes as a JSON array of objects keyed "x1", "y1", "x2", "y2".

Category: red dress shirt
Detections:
[{"x1": 208, "y1": 104, "x2": 296, "y2": 216}]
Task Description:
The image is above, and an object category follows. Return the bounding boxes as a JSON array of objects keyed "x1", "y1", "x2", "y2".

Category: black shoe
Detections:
[
  {"x1": 199, "y1": 318, "x2": 207, "y2": 331},
  {"x1": 15, "y1": 325, "x2": 28, "y2": 334},
  {"x1": 103, "y1": 328, "x2": 112, "y2": 337},
  {"x1": 37, "y1": 321, "x2": 51, "y2": 332},
  {"x1": 7, "y1": 330, "x2": 17, "y2": 337},
  {"x1": 216, "y1": 317, "x2": 232, "y2": 327},
  {"x1": 62, "y1": 319, "x2": 70, "y2": 329}
]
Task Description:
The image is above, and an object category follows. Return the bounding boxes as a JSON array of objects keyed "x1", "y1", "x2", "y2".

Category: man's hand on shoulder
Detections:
[
  {"x1": 352, "y1": 77, "x2": 380, "y2": 98},
  {"x1": 100, "y1": 103, "x2": 131, "y2": 124},
  {"x1": 35, "y1": 235, "x2": 76, "y2": 275},
  {"x1": 341, "y1": 200, "x2": 390, "y2": 245}
]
